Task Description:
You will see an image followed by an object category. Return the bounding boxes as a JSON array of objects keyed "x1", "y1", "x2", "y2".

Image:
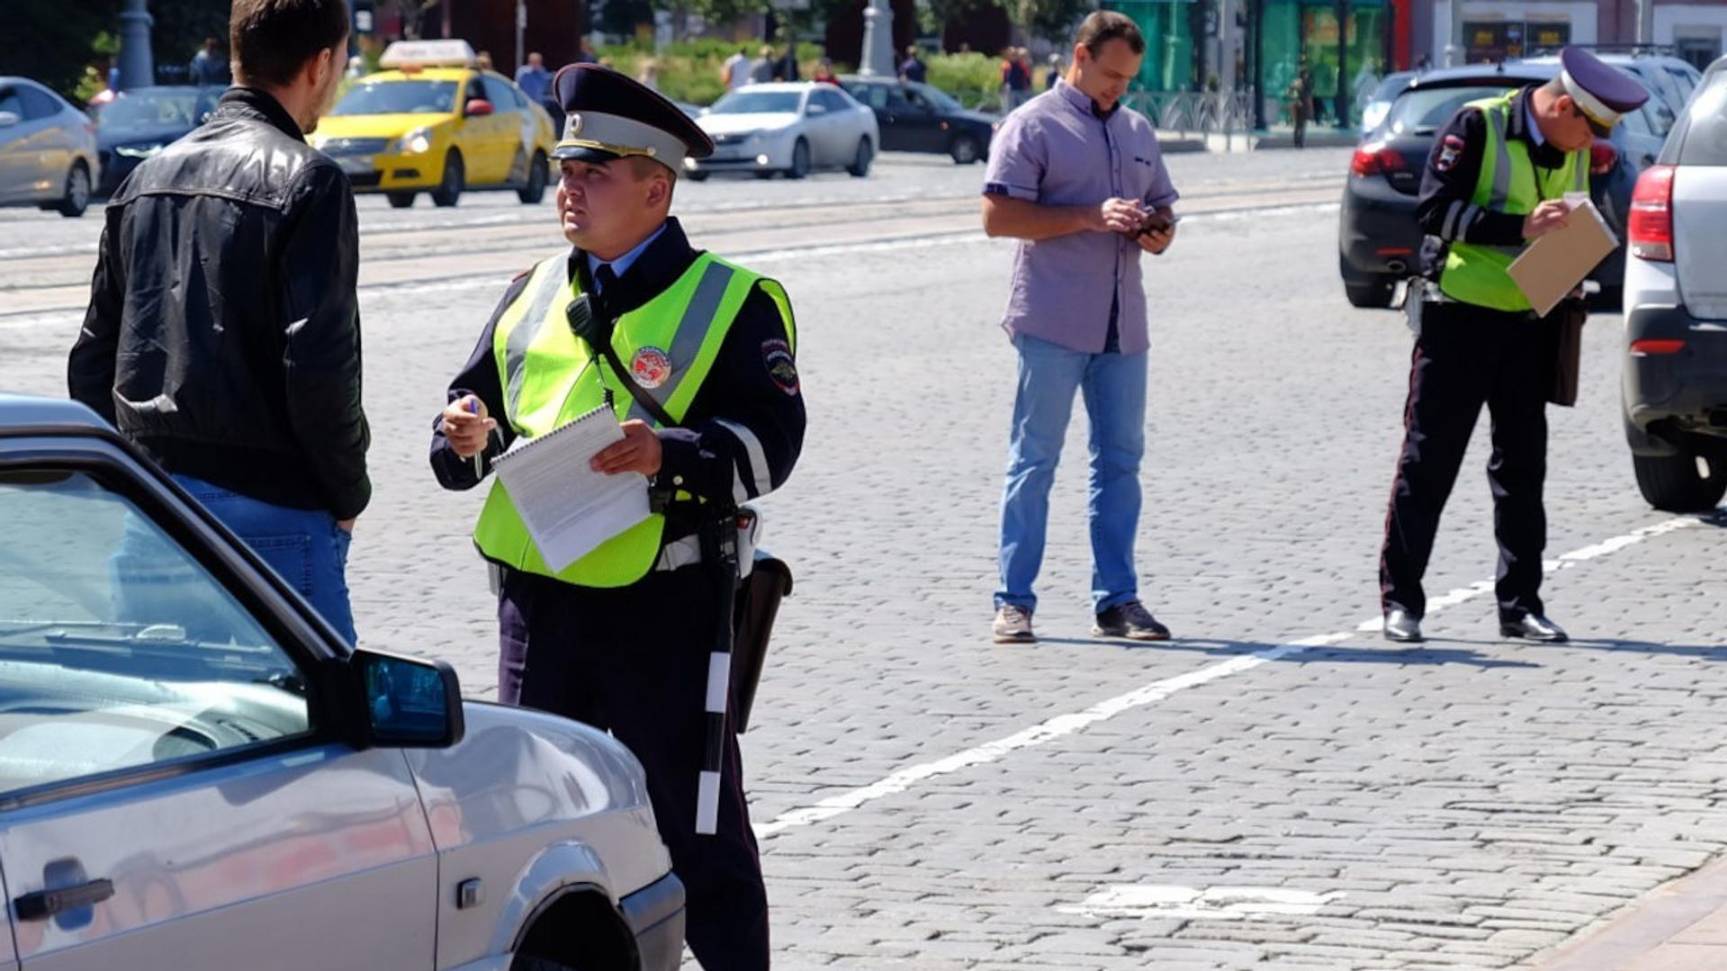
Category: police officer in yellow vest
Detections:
[
  {"x1": 1380, "y1": 48, "x2": 1646, "y2": 645},
  {"x1": 429, "y1": 65, "x2": 803, "y2": 968}
]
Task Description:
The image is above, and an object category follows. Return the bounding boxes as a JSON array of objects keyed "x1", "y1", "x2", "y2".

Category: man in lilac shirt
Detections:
[{"x1": 981, "y1": 11, "x2": 1178, "y2": 645}]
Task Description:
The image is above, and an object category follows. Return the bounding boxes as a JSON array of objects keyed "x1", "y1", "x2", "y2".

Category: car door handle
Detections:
[{"x1": 14, "y1": 878, "x2": 115, "y2": 921}]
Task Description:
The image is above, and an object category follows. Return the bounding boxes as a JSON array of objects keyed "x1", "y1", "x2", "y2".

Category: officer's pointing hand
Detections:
[
  {"x1": 1523, "y1": 199, "x2": 1573, "y2": 240},
  {"x1": 441, "y1": 395, "x2": 497, "y2": 459},
  {"x1": 591, "y1": 420, "x2": 663, "y2": 476}
]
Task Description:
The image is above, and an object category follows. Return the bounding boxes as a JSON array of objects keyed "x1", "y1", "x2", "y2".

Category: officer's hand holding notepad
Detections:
[
  {"x1": 1508, "y1": 195, "x2": 1619, "y2": 317},
  {"x1": 489, "y1": 406, "x2": 651, "y2": 571}
]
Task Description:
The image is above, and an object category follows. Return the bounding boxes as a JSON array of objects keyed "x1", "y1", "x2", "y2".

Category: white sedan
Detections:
[{"x1": 688, "y1": 83, "x2": 878, "y2": 180}]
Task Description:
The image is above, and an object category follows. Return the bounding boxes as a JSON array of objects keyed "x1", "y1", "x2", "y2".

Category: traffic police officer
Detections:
[
  {"x1": 429, "y1": 65, "x2": 804, "y2": 968},
  {"x1": 1379, "y1": 47, "x2": 1646, "y2": 645}
]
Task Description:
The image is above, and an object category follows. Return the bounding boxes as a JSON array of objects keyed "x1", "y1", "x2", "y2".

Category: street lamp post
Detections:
[
  {"x1": 516, "y1": 0, "x2": 526, "y2": 76},
  {"x1": 859, "y1": 0, "x2": 895, "y2": 77},
  {"x1": 117, "y1": 0, "x2": 155, "y2": 92}
]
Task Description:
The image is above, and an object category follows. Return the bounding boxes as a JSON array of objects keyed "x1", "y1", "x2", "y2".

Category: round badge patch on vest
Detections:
[{"x1": 631, "y1": 347, "x2": 672, "y2": 389}]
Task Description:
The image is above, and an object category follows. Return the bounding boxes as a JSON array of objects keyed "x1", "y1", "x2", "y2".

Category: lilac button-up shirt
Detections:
[{"x1": 983, "y1": 80, "x2": 1179, "y2": 355}]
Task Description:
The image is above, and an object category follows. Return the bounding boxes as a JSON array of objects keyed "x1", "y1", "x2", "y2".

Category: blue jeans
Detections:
[
  {"x1": 997, "y1": 334, "x2": 1147, "y2": 614},
  {"x1": 169, "y1": 476, "x2": 357, "y2": 643}
]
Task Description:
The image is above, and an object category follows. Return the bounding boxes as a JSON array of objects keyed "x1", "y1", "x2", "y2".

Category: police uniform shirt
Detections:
[
  {"x1": 1415, "y1": 86, "x2": 1572, "y2": 275},
  {"x1": 429, "y1": 217, "x2": 805, "y2": 543}
]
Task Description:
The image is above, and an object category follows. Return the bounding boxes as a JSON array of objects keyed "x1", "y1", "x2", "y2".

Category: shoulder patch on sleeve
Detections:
[
  {"x1": 1436, "y1": 134, "x2": 1466, "y2": 172},
  {"x1": 762, "y1": 338, "x2": 799, "y2": 397}
]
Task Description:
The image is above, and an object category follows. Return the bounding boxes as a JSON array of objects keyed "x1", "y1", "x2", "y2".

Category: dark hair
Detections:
[
  {"x1": 1074, "y1": 11, "x2": 1146, "y2": 57},
  {"x1": 230, "y1": 0, "x2": 349, "y2": 87}
]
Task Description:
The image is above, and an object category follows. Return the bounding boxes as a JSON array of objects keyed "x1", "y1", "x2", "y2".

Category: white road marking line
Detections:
[
  {"x1": 756, "y1": 516, "x2": 1701, "y2": 839},
  {"x1": 1057, "y1": 885, "x2": 1340, "y2": 921}
]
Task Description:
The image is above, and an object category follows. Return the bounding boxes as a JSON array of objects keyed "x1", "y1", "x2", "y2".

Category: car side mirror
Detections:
[
  {"x1": 465, "y1": 99, "x2": 494, "y2": 118},
  {"x1": 0, "y1": 111, "x2": 19, "y2": 128},
  {"x1": 343, "y1": 649, "x2": 464, "y2": 749}
]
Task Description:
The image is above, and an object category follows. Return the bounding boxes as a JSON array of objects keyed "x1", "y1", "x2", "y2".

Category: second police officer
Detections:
[
  {"x1": 1379, "y1": 47, "x2": 1647, "y2": 645},
  {"x1": 429, "y1": 65, "x2": 804, "y2": 969}
]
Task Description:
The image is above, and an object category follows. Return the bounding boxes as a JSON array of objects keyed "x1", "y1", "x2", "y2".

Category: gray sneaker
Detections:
[
  {"x1": 1093, "y1": 600, "x2": 1171, "y2": 641},
  {"x1": 992, "y1": 605, "x2": 1036, "y2": 644}
]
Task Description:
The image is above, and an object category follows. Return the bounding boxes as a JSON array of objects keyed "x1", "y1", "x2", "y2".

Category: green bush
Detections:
[
  {"x1": 596, "y1": 41, "x2": 834, "y2": 106},
  {"x1": 925, "y1": 52, "x2": 1007, "y2": 111}
]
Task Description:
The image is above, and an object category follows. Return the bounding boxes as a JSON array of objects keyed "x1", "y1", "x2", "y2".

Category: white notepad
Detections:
[{"x1": 489, "y1": 406, "x2": 652, "y2": 571}]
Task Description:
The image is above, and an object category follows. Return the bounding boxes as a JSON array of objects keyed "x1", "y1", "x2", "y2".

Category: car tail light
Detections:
[
  {"x1": 1629, "y1": 164, "x2": 1676, "y2": 262},
  {"x1": 1630, "y1": 339, "x2": 1686, "y2": 355},
  {"x1": 1589, "y1": 138, "x2": 1618, "y2": 175},
  {"x1": 1349, "y1": 143, "x2": 1406, "y2": 178}
]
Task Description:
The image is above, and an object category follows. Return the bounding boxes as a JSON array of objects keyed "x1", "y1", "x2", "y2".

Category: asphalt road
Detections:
[{"x1": 4, "y1": 147, "x2": 1726, "y2": 970}]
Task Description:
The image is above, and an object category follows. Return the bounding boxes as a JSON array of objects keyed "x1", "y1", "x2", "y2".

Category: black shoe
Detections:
[
  {"x1": 1093, "y1": 601, "x2": 1171, "y2": 641},
  {"x1": 1383, "y1": 609, "x2": 1423, "y2": 643},
  {"x1": 1501, "y1": 613, "x2": 1568, "y2": 643}
]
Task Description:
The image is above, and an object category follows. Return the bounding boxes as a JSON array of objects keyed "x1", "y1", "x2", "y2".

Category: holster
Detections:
[{"x1": 730, "y1": 550, "x2": 792, "y2": 734}]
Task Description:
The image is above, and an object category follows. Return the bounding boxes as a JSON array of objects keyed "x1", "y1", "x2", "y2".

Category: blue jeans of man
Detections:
[
  {"x1": 150, "y1": 476, "x2": 357, "y2": 643},
  {"x1": 997, "y1": 334, "x2": 1148, "y2": 614}
]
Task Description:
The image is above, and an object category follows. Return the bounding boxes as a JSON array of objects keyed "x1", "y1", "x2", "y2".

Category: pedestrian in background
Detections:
[
  {"x1": 1287, "y1": 58, "x2": 1313, "y2": 147},
  {"x1": 476, "y1": 50, "x2": 494, "y2": 71},
  {"x1": 574, "y1": 37, "x2": 598, "y2": 64},
  {"x1": 1045, "y1": 52, "x2": 1062, "y2": 90},
  {"x1": 722, "y1": 47, "x2": 750, "y2": 90},
  {"x1": 899, "y1": 45, "x2": 927, "y2": 84},
  {"x1": 636, "y1": 57, "x2": 661, "y2": 90},
  {"x1": 516, "y1": 51, "x2": 551, "y2": 104},
  {"x1": 68, "y1": 0, "x2": 369, "y2": 643},
  {"x1": 773, "y1": 44, "x2": 800, "y2": 82},
  {"x1": 812, "y1": 57, "x2": 839, "y2": 85},
  {"x1": 188, "y1": 36, "x2": 231, "y2": 86},
  {"x1": 749, "y1": 46, "x2": 776, "y2": 84},
  {"x1": 981, "y1": 11, "x2": 1178, "y2": 645}
]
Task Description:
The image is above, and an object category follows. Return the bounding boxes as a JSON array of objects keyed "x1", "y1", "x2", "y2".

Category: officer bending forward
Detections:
[{"x1": 429, "y1": 65, "x2": 804, "y2": 969}]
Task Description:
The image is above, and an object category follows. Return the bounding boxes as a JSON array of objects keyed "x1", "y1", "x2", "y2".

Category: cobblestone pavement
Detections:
[{"x1": 3, "y1": 149, "x2": 1725, "y2": 970}]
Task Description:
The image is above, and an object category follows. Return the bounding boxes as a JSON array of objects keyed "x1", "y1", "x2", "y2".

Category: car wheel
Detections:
[
  {"x1": 1344, "y1": 279, "x2": 1395, "y2": 309},
  {"x1": 786, "y1": 139, "x2": 810, "y2": 180},
  {"x1": 753, "y1": 170, "x2": 775, "y2": 180},
  {"x1": 517, "y1": 151, "x2": 548, "y2": 204},
  {"x1": 687, "y1": 170, "x2": 709, "y2": 182},
  {"x1": 57, "y1": 162, "x2": 91, "y2": 218},
  {"x1": 950, "y1": 134, "x2": 981, "y2": 165},
  {"x1": 386, "y1": 192, "x2": 416, "y2": 209},
  {"x1": 847, "y1": 137, "x2": 873, "y2": 178},
  {"x1": 431, "y1": 151, "x2": 464, "y2": 207},
  {"x1": 1632, "y1": 450, "x2": 1727, "y2": 512}
]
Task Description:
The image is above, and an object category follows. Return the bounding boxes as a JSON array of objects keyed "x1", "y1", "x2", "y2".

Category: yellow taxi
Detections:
[{"x1": 312, "y1": 40, "x2": 556, "y2": 208}]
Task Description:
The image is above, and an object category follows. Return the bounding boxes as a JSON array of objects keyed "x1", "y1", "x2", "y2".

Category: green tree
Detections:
[{"x1": 12, "y1": 0, "x2": 117, "y2": 97}]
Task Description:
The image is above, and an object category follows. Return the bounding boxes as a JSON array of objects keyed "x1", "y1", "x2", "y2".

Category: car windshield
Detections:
[
  {"x1": 332, "y1": 80, "x2": 458, "y2": 116},
  {"x1": 709, "y1": 91, "x2": 802, "y2": 114},
  {"x1": 1678, "y1": 73, "x2": 1727, "y2": 165},
  {"x1": 914, "y1": 84, "x2": 963, "y2": 113},
  {"x1": 0, "y1": 469, "x2": 311, "y2": 792},
  {"x1": 1383, "y1": 84, "x2": 1520, "y2": 136},
  {"x1": 99, "y1": 89, "x2": 215, "y2": 131}
]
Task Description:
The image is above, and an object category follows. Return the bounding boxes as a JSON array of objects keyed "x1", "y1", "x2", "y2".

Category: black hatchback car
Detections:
[
  {"x1": 93, "y1": 85, "x2": 225, "y2": 196},
  {"x1": 1337, "y1": 63, "x2": 1643, "y2": 309},
  {"x1": 838, "y1": 76, "x2": 994, "y2": 164}
]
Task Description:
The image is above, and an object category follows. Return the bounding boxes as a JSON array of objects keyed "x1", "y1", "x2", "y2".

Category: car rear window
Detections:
[
  {"x1": 1677, "y1": 74, "x2": 1727, "y2": 165},
  {"x1": 1382, "y1": 84, "x2": 1517, "y2": 135}
]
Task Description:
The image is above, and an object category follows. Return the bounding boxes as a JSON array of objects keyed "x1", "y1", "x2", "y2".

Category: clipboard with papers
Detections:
[{"x1": 489, "y1": 405, "x2": 652, "y2": 571}]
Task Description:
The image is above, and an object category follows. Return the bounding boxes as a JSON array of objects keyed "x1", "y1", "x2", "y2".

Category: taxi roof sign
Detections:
[{"x1": 379, "y1": 39, "x2": 477, "y2": 69}]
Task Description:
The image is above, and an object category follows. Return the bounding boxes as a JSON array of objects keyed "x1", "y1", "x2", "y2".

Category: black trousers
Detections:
[
  {"x1": 1380, "y1": 301, "x2": 1552, "y2": 620},
  {"x1": 498, "y1": 566, "x2": 769, "y2": 970}
]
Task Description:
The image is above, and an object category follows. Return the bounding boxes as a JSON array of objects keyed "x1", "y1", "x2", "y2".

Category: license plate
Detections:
[{"x1": 338, "y1": 156, "x2": 374, "y2": 175}]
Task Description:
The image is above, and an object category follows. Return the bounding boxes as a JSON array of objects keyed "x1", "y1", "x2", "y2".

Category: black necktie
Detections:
[{"x1": 594, "y1": 264, "x2": 618, "y2": 295}]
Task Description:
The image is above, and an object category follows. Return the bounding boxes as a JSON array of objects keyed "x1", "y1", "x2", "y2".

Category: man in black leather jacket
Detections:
[{"x1": 68, "y1": 0, "x2": 369, "y2": 643}]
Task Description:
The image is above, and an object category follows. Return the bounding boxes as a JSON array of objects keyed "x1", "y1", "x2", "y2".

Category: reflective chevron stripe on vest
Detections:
[
  {"x1": 473, "y1": 249, "x2": 795, "y2": 588},
  {"x1": 1438, "y1": 91, "x2": 1589, "y2": 313}
]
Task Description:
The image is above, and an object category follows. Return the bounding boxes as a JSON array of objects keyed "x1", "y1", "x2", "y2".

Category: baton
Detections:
[{"x1": 694, "y1": 510, "x2": 742, "y2": 835}]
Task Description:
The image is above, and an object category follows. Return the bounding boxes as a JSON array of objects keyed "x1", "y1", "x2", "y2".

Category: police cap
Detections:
[
  {"x1": 1558, "y1": 47, "x2": 1650, "y2": 136},
  {"x1": 550, "y1": 64, "x2": 714, "y2": 170}
]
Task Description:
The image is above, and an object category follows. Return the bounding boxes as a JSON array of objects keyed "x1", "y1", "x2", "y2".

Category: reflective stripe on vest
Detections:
[
  {"x1": 1439, "y1": 92, "x2": 1589, "y2": 313},
  {"x1": 473, "y1": 250, "x2": 796, "y2": 588}
]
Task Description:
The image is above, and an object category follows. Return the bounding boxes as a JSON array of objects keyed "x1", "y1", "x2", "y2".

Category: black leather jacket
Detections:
[{"x1": 69, "y1": 88, "x2": 370, "y2": 520}]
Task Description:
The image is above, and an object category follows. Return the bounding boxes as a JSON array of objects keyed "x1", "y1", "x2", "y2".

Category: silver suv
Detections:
[
  {"x1": 1622, "y1": 56, "x2": 1727, "y2": 511},
  {"x1": 0, "y1": 395, "x2": 683, "y2": 970}
]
